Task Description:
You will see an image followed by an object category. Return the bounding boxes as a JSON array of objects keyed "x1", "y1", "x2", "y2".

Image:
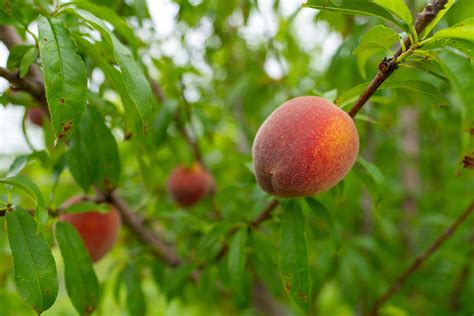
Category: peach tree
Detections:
[{"x1": 0, "y1": 0, "x2": 472, "y2": 315}]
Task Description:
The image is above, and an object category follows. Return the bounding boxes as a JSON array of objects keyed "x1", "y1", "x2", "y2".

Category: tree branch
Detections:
[
  {"x1": 448, "y1": 240, "x2": 473, "y2": 311},
  {"x1": 0, "y1": 25, "x2": 44, "y2": 86},
  {"x1": 369, "y1": 201, "x2": 474, "y2": 315},
  {"x1": 0, "y1": 25, "x2": 23, "y2": 49},
  {"x1": 348, "y1": 0, "x2": 449, "y2": 118},
  {"x1": 213, "y1": 199, "x2": 279, "y2": 263},
  {"x1": 107, "y1": 192, "x2": 182, "y2": 267},
  {"x1": 251, "y1": 199, "x2": 279, "y2": 227},
  {"x1": 148, "y1": 77, "x2": 166, "y2": 103},
  {"x1": 0, "y1": 66, "x2": 47, "y2": 108},
  {"x1": 249, "y1": 0, "x2": 452, "y2": 237}
]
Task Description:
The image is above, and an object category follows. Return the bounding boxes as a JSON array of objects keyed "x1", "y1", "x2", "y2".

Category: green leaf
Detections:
[
  {"x1": 0, "y1": 176, "x2": 47, "y2": 227},
  {"x1": 70, "y1": 9, "x2": 153, "y2": 132},
  {"x1": 228, "y1": 228, "x2": 249, "y2": 307},
  {"x1": 62, "y1": 201, "x2": 111, "y2": 214},
  {"x1": 353, "y1": 25, "x2": 399, "y2": 78},
  {"x1": 7, "y1": 155, "x2": 29, "y2": 177},
  {"x1": 7, "y1": 152, "x2": 50, "y2": 177},
  {"x1": 355, "y1": 114, "x2": 379, "y2": 125},
  {"x1": 152, "y1": 99, "x2": 178, "y2": 145},
  {"x1": 73, "y1": 35, "x2": 137, "y2": 135},
  {"x1": 353, "y1": 157, "x2": 385, "y2": 206},
  {"x1": 372, "y1": 0, "x2": 412, "y2": 29},
  {"x1": 432, "y1": 24, "x2": 474, "y2": 42},
  {"x1": 6, "y1": 207, "x2": 58, "y2": 314},
  {"x1": 19, "y1": 46, "x2": 38, "y2": 78},
  {"x1": 72, "y1": 0, "x2": 139, "y2": 50},
  {"x1": 37, "y1": 15, "x2": 87, "y2": 145},
  {"x1": 7, "y1": 45, "x2": 32, "y2": 70},
  {"x1": 122, "y1": 264, "x2": 146, "y2": 316},
  {"x1": 337, "y1": 77, "x2": 449, "y2": 108},
  {"x1": 304, "y1": 198, "x2": 341, "y2": 250},
  {"x1": 279, "y1": 200, "x2": 311, "y2": 313},
  {"x1": 196, "y1": 224, "x2": 231, "y2": 260},
  {"x1": 383, "y1": 79, "x2": 449, "y2": 106},
  {"x1": 66, "y1": 106, "x2": 121, "y2": 192},
  {"x1": 419, "y1": 0, "x2": 456, "y2": 39},
  {"x1": 400, "y1": 59, "x2": 449, "y2": 83},
  {"x1": 335, "y1": 82, "x2": 369, "y2": 107},
  {"x1": 440, "y1": 39, "x2": 474, "y2": 58},
  {"x1": 304, "y1": 0, "x2": 405, "y2": 29},
  {"x1": 132, "y1": 0, "x2": 149, "y2": 26},
  {"x1": 163, "y1": 264, "x2": 195, "y2": 298},
  {"x1": 55, "y1": 222, "x2": 99, "y2": 315},
  {"x1": 0, "y1": 6, "x2": 20, "y2": 26},
  {"x1": 428, "y1": 52, "x2": 473, "y2": 156}
]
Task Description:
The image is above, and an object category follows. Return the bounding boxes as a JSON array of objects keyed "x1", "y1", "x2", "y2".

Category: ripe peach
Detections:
[
  {"x1": 167, "y1": 163, "x2": 214, "y2": 207},
  {"x1": 252, "y1": 96, "x2": 359, "y2": 197},
  {"x1": 27, "y1": 108, "x2": 46, "y2": 126},
  {"x1": 59, "y1": 196, "x2": 121, "y2": 262}
]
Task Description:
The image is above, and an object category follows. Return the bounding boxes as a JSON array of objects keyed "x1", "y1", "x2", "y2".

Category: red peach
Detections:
[
  {"x1": 252, "y1": 96, "x2": 359, "y2": 197},
  {"x1": 59, "y1": 196, "x2": 121, "y2": 262},
  {"x1": 167, "y1": 163, "x2": 214, "y2": 207}
]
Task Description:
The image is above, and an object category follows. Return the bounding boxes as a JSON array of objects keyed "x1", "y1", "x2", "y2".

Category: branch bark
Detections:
[
  {"x1": 0, "y1": 66, "x2": 47, "y2": 107},
  {"x1": 369, "y1": 201, "x2": 474, "y2": 315},
  {"x1": 348, "y1": 0, "x2": 449, "y2": 118},
  {"x1": 0, "y1": 25, "x2": 44, "y2": 88},
  {"x1": 250, "y1": 199, "x2": 279, "y2": 227},
  {"x1": 107, "y1": 192, "x2": 182, "y2": 267}
]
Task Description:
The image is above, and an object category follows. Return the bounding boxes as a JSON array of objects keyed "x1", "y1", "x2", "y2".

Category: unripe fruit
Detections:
[
  {"x1": 27, "y1": 108, "x2": 46, "y2": 127},
  {"x1": 252, "y1": 96, "x2": 359, "y2": 197},
  {"x1": 59, "y1": 196, "x2": 121, "y2": 262},
  {"x1": 167, "y1": 163, "x2": 214, "y2": 207}
]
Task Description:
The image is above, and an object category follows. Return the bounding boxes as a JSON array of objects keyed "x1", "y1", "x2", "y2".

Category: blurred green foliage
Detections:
[{"x1": 0, "y1": 0, "x2": 473, "y2": 315}]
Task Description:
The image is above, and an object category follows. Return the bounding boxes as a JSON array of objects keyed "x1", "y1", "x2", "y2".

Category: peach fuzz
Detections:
[{"x1": 252, "y1": 96, "x2": 359, "y2": 197}]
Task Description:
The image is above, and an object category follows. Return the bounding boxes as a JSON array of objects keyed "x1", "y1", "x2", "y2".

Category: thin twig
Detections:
[
  {"x1": 369, "y1": 201, "x2": 474, "y2": 315},
  {"x1": 250, "y1": 199, "x2": 279, "y2": 227},
  {"x1": 213, "y1": 199, "x2": 280, "y2": 262},
  {"x1": 177, "y1": 77, "x2": 203, "y2": 163},
  {"x1": 348, "y1": 0, "x2": 449, "y2": 118},
  {"x1": 148, "y1": 77, "x2": 166, "y2": 103}
]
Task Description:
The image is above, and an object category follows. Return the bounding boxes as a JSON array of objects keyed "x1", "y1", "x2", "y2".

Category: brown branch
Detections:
[
  {"x1": 348, "y1": 0, "x2": 449, "y2": 118},
  {"x1": 0, "y1": 67, "x2": 47, "y2": 108},
  {"x1": 369, "y1": 201, "x2": 474, "y2": 315},
  {"x1": 107, "y1": 192, "x2": 182, "y2": 267},
  {"x1": 0, "y1": 25, "x2": 185, "y2": 268},
  {"x1": 0, "y1": 25, "x2": 44, "y2": 88},
  {"x1": 213, "y1": 199, "x2": 279, "y2": 263},
  {"x1": 0, "y1": 25, "x2": 23, "y2": 49},
  {"x1": 177, "y1": 77, "x2": 203, "y2": 163},
  {"x1": 448, "y1": 232, "x2": 474, "y2": 311},
  {"x1": 148, "y1": 77, "x2": 166, "y2": 103},
  {"x1": 144, "y1": 69, "x2": 203, "y2": 163},
  {"x1": 250, "y1": 198, "x2": 279, "y2": 227}
]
